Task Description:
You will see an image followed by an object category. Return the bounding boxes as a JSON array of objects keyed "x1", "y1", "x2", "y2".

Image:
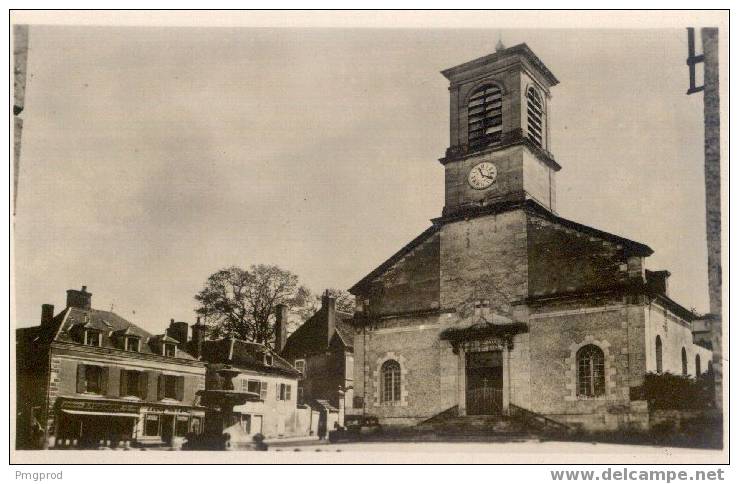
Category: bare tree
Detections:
[{"x1": 194, "y1": 265, "x2": 311, "y2": 346}]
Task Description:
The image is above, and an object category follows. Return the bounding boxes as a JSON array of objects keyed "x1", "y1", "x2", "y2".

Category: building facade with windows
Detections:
[
  {"x1": 200, "y1": 338, "x2": 306, "y2": 440},
  {"x1": 348, "y1": 43, "x2": 714, "y2": 431},
  {"x1": 15, "y1": 287, "x2": 206, "y2": 449}
]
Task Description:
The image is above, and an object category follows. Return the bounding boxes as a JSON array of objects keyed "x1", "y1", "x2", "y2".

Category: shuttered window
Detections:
[
  {"x1": 246, "y1": 380, "x2": 261, "y2": 395},
  {"x1": 527, "y1": 87, "x2": 544, "y2": 147},
  {"x1": 467, "y1": 85, "x2": 503, "y2": 146},
  {"x1": 278, "y1": 383, "x2": 286, "y2": 401},
  {"x1": 76, "y1": 364, "x2": 107, "y2": 394},
  {"x1": 260, "y1": 381, "x2": 268, "y2": 401},
  {"x1": 120, "y1": 370, "x2": 143, "y2": 398},
  {"x1": 159, "y1": 374, "x2": 184, "y2": 401}
]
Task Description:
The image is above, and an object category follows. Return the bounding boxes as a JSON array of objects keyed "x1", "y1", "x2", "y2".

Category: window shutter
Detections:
[
  {"x1": 157, "y1": 374, "x2": 165, "y2": 400},
  {"x1": 100, "y1": 367, "x2": 110, "y2": 395},
  {"x1": 107, "y1": 367, "x2": 120, "y2": 397},
  {"x1": 146, "y1": 371, "x2": 159, "y2": 402},
  {"x1": 76, "y1": 364, "x2": 87, "y2": 393},
  {"x1": 139, "y1": 371, "x2": 149, "y2": 400},
  {"x1": 286, "y1": 384, "x2": 291, "y2": 401},
  {"x1": 119, "y1": 370, "x2": 128, "y2": 396},
  {"x1": 276, "y1": 383, "x2": 280, "y2": 400},
  {"x1": 176, "y1": 376, "x2": 185, "y2": 401}
]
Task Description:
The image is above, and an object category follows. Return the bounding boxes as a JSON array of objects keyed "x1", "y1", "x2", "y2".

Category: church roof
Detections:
[
  {"x1": 441, "y1": 43, "x2": 559, "y2": 87},
  {"x1": 524, "y1": 201, "x2": 654, "y2": 256},
  {"x1": 349, "y1": 200, "x2": 653, "y2": 294},
  {"x1": 349, "y1": 225, "x2": 440, "y2": 294}
]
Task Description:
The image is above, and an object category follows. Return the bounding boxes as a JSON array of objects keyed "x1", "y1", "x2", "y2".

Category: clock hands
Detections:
[
  {"x1": 469, "y1": 163, "x2": 496, "y2": 189},
  {"x1": 478, "y1": 166, "x2": 495, "y2": 180}
]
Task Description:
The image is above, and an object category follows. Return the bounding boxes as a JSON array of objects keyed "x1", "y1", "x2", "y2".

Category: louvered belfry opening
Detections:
[
  {"x1": 527, "y1": 86, "x2": 544, "y2": 147},
  {"x1": 467, "y1": 84, "x2": 503, "y2": 147}
]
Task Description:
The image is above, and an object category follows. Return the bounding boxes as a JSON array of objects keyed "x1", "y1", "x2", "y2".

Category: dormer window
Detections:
[
  {"x1": 526, "y1": 86, "x2": 544, "y2": 148},
  {"x1": 163, "y1": 343, "x2": 177, "y2": 358},
  {"x1": 467, "y1": 84, "x2": 503, "y2": 147},
  {"x1": 125, "y1": 336, "x2": 140, "y2": 352},
  {"x1": 84, "y1": 329, "x2": 102, "y2": 347},
  {"x1": 264, "y1": 354, "x2": 273, "y2": 366}
]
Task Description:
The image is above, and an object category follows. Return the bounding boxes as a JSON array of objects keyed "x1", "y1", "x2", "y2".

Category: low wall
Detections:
[{"x1": 547, "y1": 401, "x2": 650, "y2": 432}]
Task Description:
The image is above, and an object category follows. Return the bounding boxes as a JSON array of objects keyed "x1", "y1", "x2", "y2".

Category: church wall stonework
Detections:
[
  {"x1": 444, "y1": 147, "x2": 527, "y2": 214},
  {"x1": 508, "y1": 333, "x2": 531, "y2": 408},
  {"x1": 355, "y1": 315, "x2": 445, "y2": 425},
  {"x1": 527, "y1": 301, "x2": 646, "y2": 430},
  {"x1": 522, "y1": 150, "x2": 555, "y2": 211},
  {"x1": 440, "y1": 209, "x2": 529, "y2": 322}
]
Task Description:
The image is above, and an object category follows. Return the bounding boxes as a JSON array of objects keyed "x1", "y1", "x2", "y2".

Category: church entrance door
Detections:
[{"x1": 465, "y1": 350, "x2": 503, "y2": 415}]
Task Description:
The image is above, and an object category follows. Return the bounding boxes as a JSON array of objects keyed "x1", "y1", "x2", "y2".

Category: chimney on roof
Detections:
[
  {"x1": 646, "y1": 270, "x2": 671, "y2": 296},
  {"x1": 191, "y1": 317, "x2": 207, "y2": 359},
  {"x1": 40, "y1": 304, "x2": 54, "y2": 328},
  {"x1": 167, "y1": 319, "x2": 189, "y2": 345},
  {"x1": 275, "y1": 304, "x2": 288, "y2": 354},
  {"x1": 66, "y1": 286, "x2": 92, "y2": 310},
  {"x1": 322, "y1": 290, "x2": 336, "y2": 346}
]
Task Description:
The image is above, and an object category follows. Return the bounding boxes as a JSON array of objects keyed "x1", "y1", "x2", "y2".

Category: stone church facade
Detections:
[{"x1": 348, "y1": 43, "x2": 712, "y2": 431}]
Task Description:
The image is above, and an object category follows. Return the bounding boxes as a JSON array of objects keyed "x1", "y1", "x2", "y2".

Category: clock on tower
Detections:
[{"x1": 438, "y1": 42, "x2": 561, "y2": 219}]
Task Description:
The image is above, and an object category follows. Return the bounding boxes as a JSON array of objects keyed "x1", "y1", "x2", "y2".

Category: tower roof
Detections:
[{"x1": 441, "y1": 43, "x2": 559, "y2": 87}]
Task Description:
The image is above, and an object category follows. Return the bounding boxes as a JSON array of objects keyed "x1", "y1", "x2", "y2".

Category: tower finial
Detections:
[{"x1": 495, "y1": 32, "x2": 505, "y2": 53}]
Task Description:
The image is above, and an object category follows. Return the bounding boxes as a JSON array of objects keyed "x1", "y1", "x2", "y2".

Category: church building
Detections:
[{"x1": 348, "y1": 43, "x2": 712, "y2": 431}]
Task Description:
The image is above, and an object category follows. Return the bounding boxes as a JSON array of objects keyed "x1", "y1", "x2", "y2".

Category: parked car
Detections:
[{"x1": 329, "y1": 415, "x2": 383, "y2": 442}]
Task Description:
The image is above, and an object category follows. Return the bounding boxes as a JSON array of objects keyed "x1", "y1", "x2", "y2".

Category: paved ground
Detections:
[{"x1": 266, "y1": 438, "x2": 725, "y2": 462}]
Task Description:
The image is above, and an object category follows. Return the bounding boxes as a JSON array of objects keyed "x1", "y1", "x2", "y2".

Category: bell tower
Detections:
[{"x1": 439, "y1": 43, "x2": 560, "y2": 218}]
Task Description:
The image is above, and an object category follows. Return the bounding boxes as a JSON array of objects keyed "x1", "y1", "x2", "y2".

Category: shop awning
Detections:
[{"x1": 62, "y1": 409, "x2": 140, "y2": 418}]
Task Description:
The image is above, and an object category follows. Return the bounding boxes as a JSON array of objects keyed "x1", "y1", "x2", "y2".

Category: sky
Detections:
[{"x1": 13, "y1": 26, "x2": 710, "y2": 333}]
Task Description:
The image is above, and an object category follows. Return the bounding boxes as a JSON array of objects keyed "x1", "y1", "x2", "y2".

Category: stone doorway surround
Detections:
[
  {"x1": 439, "y1": 321, "x2": 528, "y2": 417},
  {"x1": 457, "y1": 338, "x2": 509, "y2": 416}
]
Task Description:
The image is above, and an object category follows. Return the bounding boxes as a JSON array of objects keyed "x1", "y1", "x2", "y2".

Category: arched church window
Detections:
[
  {"x1": 695, "y1": 354, "x2": 702, "y2": 377},
  {"x1": 467, "y1": 84, "x2": 503, "y2": 146},
  {"x1": 577, "y1": 345, "x2": 605, "y2": 397},
  {"x1": 655, "y1": 336, "x2": 663, "y2": 373},
  {"x1": 681, "y1": 347, "x2": 688, "y2": 376},
  {"x1": 381, "y1": 360, "x2": 401, "y2": 403},
  {"x1": 527, "y1": 86, "x2": 544, "y2": 148}
]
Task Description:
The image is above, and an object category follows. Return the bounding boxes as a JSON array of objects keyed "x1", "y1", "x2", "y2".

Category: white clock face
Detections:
[{"x1": 467, "y1": 162, "x2": 497, "y2": 190}]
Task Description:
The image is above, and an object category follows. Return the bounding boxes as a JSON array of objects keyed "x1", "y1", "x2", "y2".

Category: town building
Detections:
[
  {"x1": 280, "y1": 292, "x2": 354, "y2": 430},
  {"x1": 348, "y1": 43, "x2": 713, "y2": 431},
  {"x1": 15, "y1": 287, "x2": 206, "y2": 449},
  {"x1": 198, "y1": 336, "x2": 308, "y2": 441}
]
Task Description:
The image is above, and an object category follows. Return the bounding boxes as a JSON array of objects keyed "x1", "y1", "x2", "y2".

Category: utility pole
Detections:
[{"x1": 686, "y1": 27, "x2": 722, "y2": 411}]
